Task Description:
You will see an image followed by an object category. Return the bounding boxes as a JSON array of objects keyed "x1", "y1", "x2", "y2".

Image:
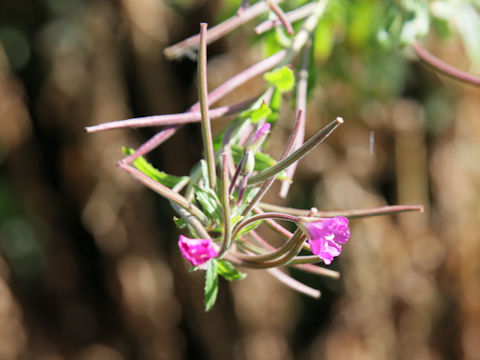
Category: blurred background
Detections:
[{"x1": 1, "y1": 0, "x2": 480, "y2": 359}]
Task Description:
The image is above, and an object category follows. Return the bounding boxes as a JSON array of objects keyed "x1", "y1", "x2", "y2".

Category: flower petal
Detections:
[
  {"x1": 178, "y1": 235, "x2": 218, "y2": 266},
  {"x1": 299, "y1": 216, "x2": 351, "y2": 265}
]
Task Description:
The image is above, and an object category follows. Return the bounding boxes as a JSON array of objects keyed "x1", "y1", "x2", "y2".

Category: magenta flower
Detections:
[
  {"x1": 178, "y1": 235, "x2": 219, "y2": 266},
  {"x1": 299, "y1": 217, "x2": 350, "y2": 265}
]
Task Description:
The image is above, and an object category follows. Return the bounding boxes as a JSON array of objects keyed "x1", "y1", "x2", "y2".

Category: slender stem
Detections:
[
  {"x1": 412, "y1": 41, "x2": 480, "y2": 87},
  {"x1": 164, "y1": 0, "x2": 283, "y2": 59},
  {"x1": 248, "y1": 230, "x2": 276, "y2": 250},
  {"x1": 281, "y1": 0, "x2": 328, "y2": 65},
  {"x1": 248, "y1": 117, "x2": 343, "y2": 185},
  {"x1": 293, "y1": 264, "x2": 340, "y2": 279},
  {"x1": 118, "y1": 162, "x2": 209, "y2": 225},
  {"x1": 289, "y1": 255, "x2": 322, "y2": 264},
  {"x1": 236, "y1": 229, "x2": 305, "y2": 265},
  {"x1": 241, "y1": 110, "x2": 304, "y2": 217},
  {"x1": 258, "y1": 203, "x2": 424, "y2": 218},
  {"x1": 232, "y1": 212, "x2": 298, "y2": 240},
  {"x1": 190, "y1": 50, "x2": 287, "y2": 112},
  {"x1": 85, "y1": 98, "x2": 255, "y2": 133},
  {"x1": 121, "y1": 126, "x2": 178, "y2": 164},
  {"x1": 229, "y1": 153, "x2": 246, "y2": 195},
  {"x1": 280, "y1": 40, "x2": 311, "y2": 198},
  {"x1": 237, "y1": 208, "x2": 315, "y2": 265},
  {"x1": 170, "y1": 202, "x2": 211, "y2": 240},
  {"x1": 266, "y1": 0, "x2": 294, "y2": 35},
  {"x1": 198, "y1": 23, "x2": 217, "y2": 190},
  {"x1": 255, "y1": 2, "x2": 317, "y2": 34},
  {"x1": 267, "y1": 268, "x2": 321, "y2": 298},
  {"x1": 218, "y1": 152, "x2": 232, "y2": 257}
]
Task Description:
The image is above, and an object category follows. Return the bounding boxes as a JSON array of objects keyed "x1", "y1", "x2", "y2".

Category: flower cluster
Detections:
[{"x1": 87, "y1": 1, "x2": 423, "y2": 310}]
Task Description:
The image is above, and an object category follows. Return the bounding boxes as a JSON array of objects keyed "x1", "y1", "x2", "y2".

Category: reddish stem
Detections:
[{"x1": 412, "y1": 41, "x2": 480, "y2": 87}]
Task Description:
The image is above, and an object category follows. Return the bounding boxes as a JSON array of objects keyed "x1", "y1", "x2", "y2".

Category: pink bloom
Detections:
[
  {"x1": 178, "y1": 235, "x2": 218, "y2": 266},
  {"x1": 252, "y1": 123, "x2": 271, "y2": 143},
  {"x1": 299, "y1": 217, "x2": 350, "y2": 265}
]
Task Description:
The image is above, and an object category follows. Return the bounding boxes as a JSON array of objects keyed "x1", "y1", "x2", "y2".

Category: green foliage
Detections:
[
  {"x1": 193, "y1": 185, "x2": 223, "y2": 225},
  {"x1": 122, "y1": 147, "x2": 188, "y2": 189},
  {"x1": 204, "y1": 259, "x2": 219, "y2": 311},
  {"x1": 217, "y1": 260, "x2": 246, "y2": 280},
  {"x1": 264, "y1": 66, "x2": 295, "y2": 93},
  {"x1": 235, "y1": 219, "x2": 263, "y2": 239},
  {"x1": 173, "y1": 217, "x2": 187, "y2": 229},
  {"x1": 399, "y1": 0, "x2": 429, "y2": 45},
  {"x1": 240, "y1": 102, "x2": 272, "y2": 124}
]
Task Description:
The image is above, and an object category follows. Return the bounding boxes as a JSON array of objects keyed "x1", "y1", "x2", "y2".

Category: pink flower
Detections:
[
  {"x1": 178, "y1": 235, "x2": 219, "y2": 266},
  {"x1": 299, "y1": 217, "x2": 350, "y2": 265}
]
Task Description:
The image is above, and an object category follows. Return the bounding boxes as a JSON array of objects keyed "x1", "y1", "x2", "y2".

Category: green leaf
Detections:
[
  {"x1": 217, "y1": 260, "x2": 246, "y2": 281},
  {"x1": 239, "y1": 102, "x2": 272, "y2": 124},
  {"x1": 264, "y1": 66, "x2": 295, "y2": 93},
  {"x1": 193, "y1": 185, "x2": 222, "y2": 225},
  {"x1": 122, "y1": 147, "x2": 188, "y2": 189},
  {"x1": 235, "y1": 220, "x2": 263, "y2": 238},
  {"x1": 173, "y1": 217, "x2": 187, "y2": 229},
  {"x1": 205, "y1": 259, "x2": 219, "y2": 311},
  {"x1": 375, "y1": 4, "x2": 402, "y2": 50},
  {"x1": 266, "y1": 88, "x2": 282, "y2": 124}
]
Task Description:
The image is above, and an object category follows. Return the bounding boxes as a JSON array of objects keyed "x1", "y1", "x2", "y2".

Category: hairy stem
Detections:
[
  {"x1": 248, "y1": 117, "x2": 343, "y2": 184},
  {"x1": 258, "y1": 203, "x2": 424, "y2": 218},
  {"x1": 218, "y1": 152, "x2": 232, "y2": 257},
  {"x1": 267, "y1": 268, "x2": 321, "y2": 298},
  {"x1": 232, "y1": 212, "x2": 298, "y2": 240},
  {"x1": 255, "y1": 2, "x2": 317, "y2": 34},
  {"x1": 85, "y1": 98, "x2": 255, "y2": 133},
  {"x1": 164, "y1": 0, "x2": 283, "y2": 59},
  {"x1": 118, "y1": 162, "x2": 209, "y2": 225},
  {"x1": 198, "y1": 23, "x2": 217, "y2": 190},
  {"x1": 280, "y1": 39, "x2": 311, "y2": 198}
]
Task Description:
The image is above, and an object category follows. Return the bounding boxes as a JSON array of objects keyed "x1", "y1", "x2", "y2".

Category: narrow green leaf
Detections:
[
  {"x1": 173, "y1": 217, "x2": 187, "y2": 229},
  {"x1": 264, "y1": 66, "x2": 295, "y2": 93},
  {"x1": 267, "y1": 88, "x2": 282, "y2": 125},
  {"x1": 205, "y1": 259, "x2": 219, "y2": 311},
  {"x1": 217, "y1": 260, "x2": 246, "y2": 281},
  {"x1": 193, "y1": 185, "x2": 222, "y2": 225},
  {"x1": 122, "y1": 147, "x2": 189, "y2": 189},
  {"x1": 236, "y1": 220, "x2": 263, "y2": 238}
]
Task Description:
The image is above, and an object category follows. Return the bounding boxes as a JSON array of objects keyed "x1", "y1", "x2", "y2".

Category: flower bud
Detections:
[
  {"x1": 250, "y1": 123, "x2": 271, "y2": 151},
  {"x1": 244, "y1": 149, "x2": 255, "y2": 175}
]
